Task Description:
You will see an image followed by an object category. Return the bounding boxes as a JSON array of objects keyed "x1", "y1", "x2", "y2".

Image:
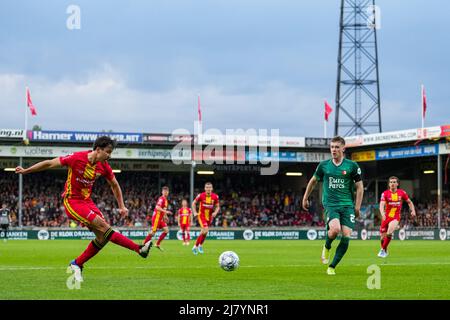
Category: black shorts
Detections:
[{"x1": 1, "y1": 224, "x2": 8, "y2": 230}]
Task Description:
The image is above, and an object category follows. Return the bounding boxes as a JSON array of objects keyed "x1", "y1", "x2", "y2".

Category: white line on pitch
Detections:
[{"x1": 1, "y1": 261, "x2": 450, "y2": 271}]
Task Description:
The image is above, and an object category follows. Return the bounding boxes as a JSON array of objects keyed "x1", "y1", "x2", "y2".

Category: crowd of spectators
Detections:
[
  {"x1": 402, "y1": 199, "x2": 450, "y2": 228},
  {"x1": 1, "y1": 171, "x2": 449, "y2": 229},
  {"x1": 354, "y1": 198, "x2": 450, "y2": 229}
]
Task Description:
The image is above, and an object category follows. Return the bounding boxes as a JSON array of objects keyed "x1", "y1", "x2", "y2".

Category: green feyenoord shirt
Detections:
[{"x1": 313, "y1": 158, "x2": 362, "y2": 208}]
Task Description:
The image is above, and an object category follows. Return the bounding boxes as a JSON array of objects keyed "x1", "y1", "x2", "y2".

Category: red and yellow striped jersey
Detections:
[
  {"x1": 153, "y1": 196, "x2": 168, "y2": 218},
  {"x1": 380, "y1": 189, "x2": 410, "y2": 219},
  {"x1": 195, "y1": 192, "x2": 219, "y2": 221},
  {"x1": 59, "y1": 151, "x2": 114, "y2": 200},
  {"x1": 178, "y1": 207, "x2": 192, "y2": 225}
]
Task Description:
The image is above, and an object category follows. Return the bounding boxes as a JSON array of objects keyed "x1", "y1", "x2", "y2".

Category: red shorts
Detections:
[
  {"x1": 380, "y1": 217, "x2": 399, "y2": 234},
  {"x1": 180, "y1": 224, "x2": 190, "y2": 232},
  {"x1": 151, "y1": 213, "x2": 167, "y2": 233},
  {"x1": 198, "y1": 215, "x2": 212, "y2": 228},
  {"x1": 63, "y1": 198, "x2": 104, "y2": 227}
]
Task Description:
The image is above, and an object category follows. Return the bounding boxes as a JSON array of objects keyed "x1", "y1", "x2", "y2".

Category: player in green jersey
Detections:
[{"x1": 302, "y1": 136, "x2": 364, "y2": 275}]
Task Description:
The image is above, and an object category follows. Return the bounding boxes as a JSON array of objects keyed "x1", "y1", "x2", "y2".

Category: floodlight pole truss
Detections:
[{"x1": 335, "y1": 0, "x2": 382, "y2": 136}]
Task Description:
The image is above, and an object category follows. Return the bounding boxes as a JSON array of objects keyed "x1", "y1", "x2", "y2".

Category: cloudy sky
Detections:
[{"x1": 0, "y1": 0, "x2": 449, "y2": 137}]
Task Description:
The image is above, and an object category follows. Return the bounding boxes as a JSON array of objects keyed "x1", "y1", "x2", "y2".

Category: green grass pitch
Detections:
[{"x1": 1, "y1": 239, "x2": 449, "y2": 299}]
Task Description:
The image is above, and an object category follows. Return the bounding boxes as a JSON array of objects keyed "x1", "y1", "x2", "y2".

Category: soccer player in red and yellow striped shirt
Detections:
[
  {"x1": 15, "y1": 136, "x2": 152, "y2": 282},
  {"x1": 177, "y1": 199, "x2": 192, "y2": 245},
  {"x1": 143, "y1": 186, "x2": 172, "y2": 251},
  {"x1": 191, "y1": 182, "x2": 220, "y2": 255},
  {"x1": 378, "y1": 176, "x2": 416, "y2": 258}
]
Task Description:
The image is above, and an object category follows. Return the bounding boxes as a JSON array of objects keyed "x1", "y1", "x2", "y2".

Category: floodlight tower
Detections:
[{"x1": 335, "y1": 0, "x2": 382, "y2": 136}]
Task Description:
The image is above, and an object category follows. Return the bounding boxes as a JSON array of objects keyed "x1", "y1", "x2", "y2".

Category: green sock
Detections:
[
  {"x1": 324, "y1": 223, "x2": 334, "y2": 249},
  {"x1": 325, "y1": 234, "x2": 334, "y2": 249},
  {"x1": 329, "y1": 236, "x2": 350, "y2": 268}
]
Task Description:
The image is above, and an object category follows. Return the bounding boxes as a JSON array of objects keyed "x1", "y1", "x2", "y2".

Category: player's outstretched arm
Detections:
[
  {"x1": 407, "y1": 199, "x2": 416, "y2": 217},
  {"x1": 379, "y1": 200, "x2": 386, "y2": 221},
  {"x1": 212, "y1": 202, "x2": 220, "y2": 218},
  {"x1": 302, "y1": 176, "x2": 318, "y2": 210},
  {"x1": 191, "y1": 199, "x2": 198, "y2": 217},
  {"x1": 155, "y1": 205, "x2": 171, "y2": 215},
  {"x1": 107, "y1": 177, "x2": 128, "y2": 216},
  {"x1": 354, "y1": 180, "x2": 364, "y2": 218},
  {"x1": 15, "y1": 157, "x2": 61, "y2": 175}
]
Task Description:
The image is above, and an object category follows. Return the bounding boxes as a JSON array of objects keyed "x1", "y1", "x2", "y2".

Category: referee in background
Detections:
[{"x1": 0, "y1": 203, "x2": 11, "y2": 242}]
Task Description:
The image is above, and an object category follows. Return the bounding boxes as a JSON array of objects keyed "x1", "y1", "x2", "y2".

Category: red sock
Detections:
[
  {"x1": 195, "y1": 234, "x2": 204, "y2": 246},
  {"x1": 110, "y1": 231, "x2": 140, "y2": 253},
  {"x1": 187, "y1": 232, "x2": 190, "y2": 241},
  {"x1": 182, "y1": 230, "x2": 186, "y2": 242},
  {"x1": 200, "y1": 233, "x2": 207, "y2": 245},
  {"x1": 382, "y1": 235, "x2": 392, "y2": 251},
  {"x1": 75, "y1": 241, "x2": 101, "y2": 267},
  {"x1": 144, "y1": 233, "x2": 153, "y2": 244},
  {"x1": 156, "y1": 232, "x2": 167, "y2": 246}
]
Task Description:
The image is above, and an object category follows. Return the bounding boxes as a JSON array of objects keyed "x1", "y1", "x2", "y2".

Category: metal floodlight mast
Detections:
[{"x1": 335, "y1": 0, "x2": 382, "y2": 137}]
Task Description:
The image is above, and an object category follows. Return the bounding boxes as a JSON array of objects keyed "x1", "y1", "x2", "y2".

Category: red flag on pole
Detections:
[
  {"x1": 26, "y1": 88, "x2": 37, "y2": 116},
  {"x1": 197, "y1": 94, "x2": 202, "y2": 122},
  {"x1": 324, "y1": 101, "x2": 333, "y2": 122},
  {"x1": 422, "y1": 85, "x2": 427, "y2": 119}
]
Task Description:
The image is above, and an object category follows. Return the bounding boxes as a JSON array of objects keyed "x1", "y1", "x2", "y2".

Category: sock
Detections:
[
  {"x1": 325, "y1": 230, "x2": 335, "y2": 250},
  {"x1": 381, "y1": 238, "x2": 384, "y2": 248},
  {"x1": 75, "y1": 239, "x2": 103, "y2": 267},
  {"x1": 187, "y1": 232, "x2": 190, "y2": 241},
  {"x1": 382, "y1": 234, "x2": 392, "y2": 251},
  {"x1": 182, "y1": 231, "x2": 186, "y2": 242},
  {"x1": 110, "y1": 230, "x2": 140, "y2": 253},
  {"x1": 329, "y1": 236, "x2": 350, "y2": 268},
  {"x1": 195, "y1": 234, "x2": 204, "y2": 246},
  {"x1": 156, "y1": 232, "x2": 167, "y2": 246},
  {"x1": 144, "y1": 233, "x2": 153, "y2": 244},
  {"x1": 200, "y1": 233, "x2": 207, "y2": 245}
]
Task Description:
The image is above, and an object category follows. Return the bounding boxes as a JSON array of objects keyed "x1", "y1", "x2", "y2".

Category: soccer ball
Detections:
[{"x1": 219, "y1": 251, "x2": 239, "y2": 271}]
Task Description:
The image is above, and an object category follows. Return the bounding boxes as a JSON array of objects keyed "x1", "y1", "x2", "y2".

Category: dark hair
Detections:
[
  {"x1": 388, "y1": 176, "x2": 400, "y2": 185},
  {"x1": 205, "y1": 182, "x2": 213, "y2": 186},
  {"x1": 93, "y1": 136, "x2": 117, "y2": 151},
  {"x1": 162, "y1": 186, "x2": 169, "y2": 191},
  {"x1": 331, "y1": 136, "x2": 346, "y2": 146}
]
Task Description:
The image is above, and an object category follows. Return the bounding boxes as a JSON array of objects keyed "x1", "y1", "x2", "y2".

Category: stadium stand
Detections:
[{"x1": 1, "y1": 171, "x2": 447, "y2": 229}]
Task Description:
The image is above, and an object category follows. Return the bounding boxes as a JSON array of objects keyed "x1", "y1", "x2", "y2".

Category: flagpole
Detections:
[
  {"x1": 197, "y1": 93, "x2": 202, "y2": 142},
  {"x1": 24, "y1": 87, "x2": 28, "y2": 142},
  {"x1": 20, "y1": 87, "x2": 28, "y2": 228},
  {"x1": 421, "y1": 84, "x2": 424, "y2": 130},
  {"x1": 323, "y1": 99, "x2": 326, "y2": 138},
  {"x1": 191, "y1": 93, "x2": 202, "y2": 205}
]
